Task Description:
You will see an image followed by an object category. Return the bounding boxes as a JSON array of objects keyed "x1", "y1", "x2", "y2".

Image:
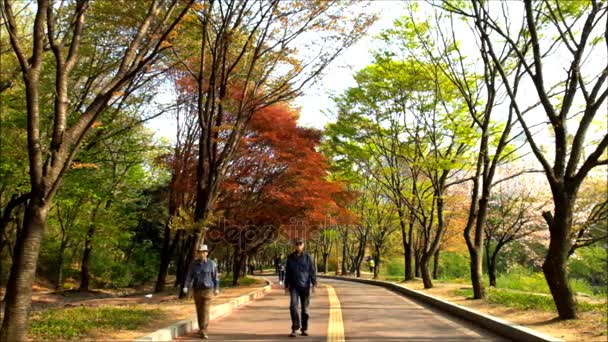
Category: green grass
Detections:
[
  {"x1": 495, "y1": 267, "x2": 599, "y2": 297},
  {"x1": 436, "y1": 277, "x2": 471, "y2": 284},
  {"x1": 454, "y1": 287, "x2": 607, "y2": 313},
  {"x1": 383, "y1": 257, "x2": 405, "y2": 277},
  {"x1": 383, "y1": 275, "x2": 406, "y2": 282},
  {"x1": 29, "y1": 306, "x2": 163, "y2": 340}
]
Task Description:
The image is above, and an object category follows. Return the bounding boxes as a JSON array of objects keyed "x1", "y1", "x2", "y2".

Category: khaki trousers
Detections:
[{"x1": 193, "y1": 289, "x2": 213, "y2": 334}]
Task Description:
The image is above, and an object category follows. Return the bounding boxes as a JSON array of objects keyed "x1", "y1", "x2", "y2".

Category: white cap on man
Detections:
[{"x1": 198, "y1": 244, "x2": 209, "y2": 252}]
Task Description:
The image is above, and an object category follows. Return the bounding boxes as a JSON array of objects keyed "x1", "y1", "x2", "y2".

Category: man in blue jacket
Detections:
[
  {"x1": 284, "y1": 238, "x2": 317, "y2": 337},
  {"x1": 183, "y1": 244, "x2": 219, "y2": 340}
]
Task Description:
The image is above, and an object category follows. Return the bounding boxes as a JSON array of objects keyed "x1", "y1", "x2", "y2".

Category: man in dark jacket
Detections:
[
  {"x1": 284, "y1": 238, "x2": 317, "y2": 337},
  {"x1": 183, "y1": 244, "x2": 220, "y2": 340}
]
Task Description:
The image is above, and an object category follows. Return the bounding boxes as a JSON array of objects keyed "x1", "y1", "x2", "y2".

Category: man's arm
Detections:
[
  {"x1": 212, "y1": 261, "x2": 220, "y2": 293},
  {"x1": 183, "y1": 262, "x2": 194, "y2": 292},
  {"x1": 284, "y1": 257, "x2": 291, "y2": 289},
  {"x1": 309, "y1": 254, "x2": 317, "y2": 287}
]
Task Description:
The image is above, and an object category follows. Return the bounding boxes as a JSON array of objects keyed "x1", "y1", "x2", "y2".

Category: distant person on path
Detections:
[
  {"x1": 277, "y1": 254, "x2": 286, "y2": 285},
  {"x1": 274, "y1": 255, "x2": 281, "y2": 274},
  {"x1": 284, "y1": 238, "x2": 317, "y2": 337},
  {"x1": 368, "y1": 257, "x2": 375, "y2": 274},
  {"x1": 183, "y1": 244, "x2": 220, "y2": 340}
]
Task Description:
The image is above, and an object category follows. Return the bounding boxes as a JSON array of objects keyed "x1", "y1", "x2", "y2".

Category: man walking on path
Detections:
[
  {"x1": 183, "y1": 244, "x2": 220, "y2": 340},
  {"x1": 284, "y1": 238, "x2": 317, "y2": 337}
]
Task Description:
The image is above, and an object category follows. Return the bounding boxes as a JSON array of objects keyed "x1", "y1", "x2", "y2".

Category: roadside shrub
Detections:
[
  {"x1": 383, "y1": 256, "x2": 405, "y2": 277},
  {"x1": 437, "y1": 251, "x2": 470, "y2": 280},
  {"x1": 569, "y1": 245, "x2": 608, "y2": 293},
  {"x1": 497, "y1": 265, "x2": 598, "y2": 296}
]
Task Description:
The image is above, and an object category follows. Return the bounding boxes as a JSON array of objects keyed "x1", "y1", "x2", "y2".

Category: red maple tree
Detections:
[{"x1": 210, "y1": 103, "x2": 354, "y2": 284}]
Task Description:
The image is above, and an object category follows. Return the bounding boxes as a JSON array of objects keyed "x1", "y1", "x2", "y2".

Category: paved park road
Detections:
[{"x1": 176, "y1": 278, "x2": 506, "y2": 341}]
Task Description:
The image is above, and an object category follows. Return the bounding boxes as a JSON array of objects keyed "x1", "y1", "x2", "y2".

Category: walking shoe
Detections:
[
  {"x1": 289, "y1": 331, "x2": 297, "y2": 337},
  {"x1": 301, "y1": 331, "x2": 309, "y2": 336},
  {"x1": 280, "y1": 281, "x2": 283, "y2": 285},
  {"x1": 200, "y1": 332, "x2": 209, "y2": 339}
]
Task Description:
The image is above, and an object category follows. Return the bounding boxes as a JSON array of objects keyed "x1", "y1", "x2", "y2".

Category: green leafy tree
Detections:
[
  {"x1": 438, "y1": 0, "x2": 607, "y2": 318},
  {"x1": 381, "y1": 2, "x2": 530, "y2": 299},
  {"x1": 0, "y1": 1, "x2": 194, "y2": 338},
  {"x1": 325, "y1": 54, "x2": 477, "y2": 288}
]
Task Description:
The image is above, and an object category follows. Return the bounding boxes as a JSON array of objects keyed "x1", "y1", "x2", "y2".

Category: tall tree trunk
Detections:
[
  {"x1": 468, "y1": 247, "x2": 484, "y2": 298},
  {"x1": 469, "y1": 194, "x2": 490, "y2": 298},
  {"x1": 0, "y1": 242, "x2": 5, "y2": 287},
  {"x1": 404, "y1": 243, "x2": 413, "y2": 280},
  {"x1": 174, "y1": 235, "x2": 185, "y2": 287},
  {"x1": 79, "y1": 226, "x2": 95, "y2": 291},
  {"x1": 1, "y1": 204, "x2": 26, "y2": 291},
  {"x1": 178, "y1": 234, "x2": 195, "y2": 298},
  {"x1": 373, "y1": 249, "x2": 381, "y2": 279},
  {"x1": 464, "y1": 177, "x2": 485, "y2": 299},
  {"x1": 421, "y1": 255, "x2": 433, "y2": 288},
  {"x1": 432, "y1": 249, "x2": 440, "y2": 280},
  {"x1": 0, "y1": 201, "x2": 48, "y2": 342},
  {"x1": 0, "y1": 194, "x2": 29, "y2": 287},
  {"x1": 80, "y1": 201, "x2": 105, "y2": 291},
  {"x1": 232, "y1": 251, "x2": 242, "y2": 286},
  {"x1": 353, "y1": 234, "x2": 366, "y2": 278},
  {"x1": 488, "y1": 261, "x2": 497, "y2": 287},
  {"x1": 55, "y1": 238, "x2": 68, "y2": 290},
  {"x1": 542, "y1": 195, "x2": 577, "y2": 319},
  {"x1": 155, "y1": 222, "x2": 176, "y2": 293},
  {"x1": 398, "y1": 208, "x2": 414, "y2": 281},
  {"x1": 420, "y1": 192, "x2": 448, "y2": 289},
  {"x1": 414, "y1": 252, "x2": 421, "y2": 278},
  {"x1": 0, "y1": 194, "x2": 30, "y2": 256},
  {"x1": 322, "y1": 253, "x2": 329, "y2": 273},
  {"x1": 340, "y1": 230, "x2": 347, "y2": 275}
]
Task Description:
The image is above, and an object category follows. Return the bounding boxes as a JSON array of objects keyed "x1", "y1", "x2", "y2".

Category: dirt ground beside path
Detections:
[
  {"x1": 3, "y1": 274, "x2": 268, "y2": 312},
  {"x1": 340, "y1": 275, "x2": 607, "y2": 342},
  {"x1": 1, "y1": 278, "x2": 165, "y2": 313},
  {"x1": 93, "y1": 277, "x2": 269, "y2": 341},
  {"x1": 8, "y1": 275, "x2": 268, "y2": 341},
  {"x1": 394, "y1": 280, "x2": 606, "y2": 342}
]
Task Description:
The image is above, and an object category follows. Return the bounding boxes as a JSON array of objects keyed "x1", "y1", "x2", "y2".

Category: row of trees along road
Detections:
[
  {"x1": 324, "y1": 0, "x2": 607, "y2": 321},
  {"x1": 0, "y1": 3, "x2": 605, "y2": 341},
  {"x1": 0, "y1": 0, "x2": 374, "y2": 340}
]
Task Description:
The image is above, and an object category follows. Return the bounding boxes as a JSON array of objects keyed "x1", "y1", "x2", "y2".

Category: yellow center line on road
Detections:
[{"x1": 323, "y1": 284, "x2": 345, "y2": 342}]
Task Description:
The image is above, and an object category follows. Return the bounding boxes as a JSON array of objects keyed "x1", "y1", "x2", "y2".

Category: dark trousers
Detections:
[
  {"x1": 279, "y1": 269, "x2": 285, "y2": 282},
  {"x1": 193, "y1": 289, "x2": 213, "y2": 334},
  {"x1": 289, "y1": 287, "x2": 310, "y2": 331}
]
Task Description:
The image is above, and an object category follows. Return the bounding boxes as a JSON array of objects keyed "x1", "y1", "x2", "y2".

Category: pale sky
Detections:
[
  {"x1": 294, "y1": 1, "x2": 408, "y2": 129},
  {"x1": 146, "y1": 0, "x2": 606, "y2": 176}
]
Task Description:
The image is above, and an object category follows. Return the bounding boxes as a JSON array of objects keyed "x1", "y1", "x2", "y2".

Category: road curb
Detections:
[
  {"x1": 319, "y1": 275, "x2": 563, "y2": 342},
  {"x1": 134, "y1": 278, "x2": 273, "y2": 341}
]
